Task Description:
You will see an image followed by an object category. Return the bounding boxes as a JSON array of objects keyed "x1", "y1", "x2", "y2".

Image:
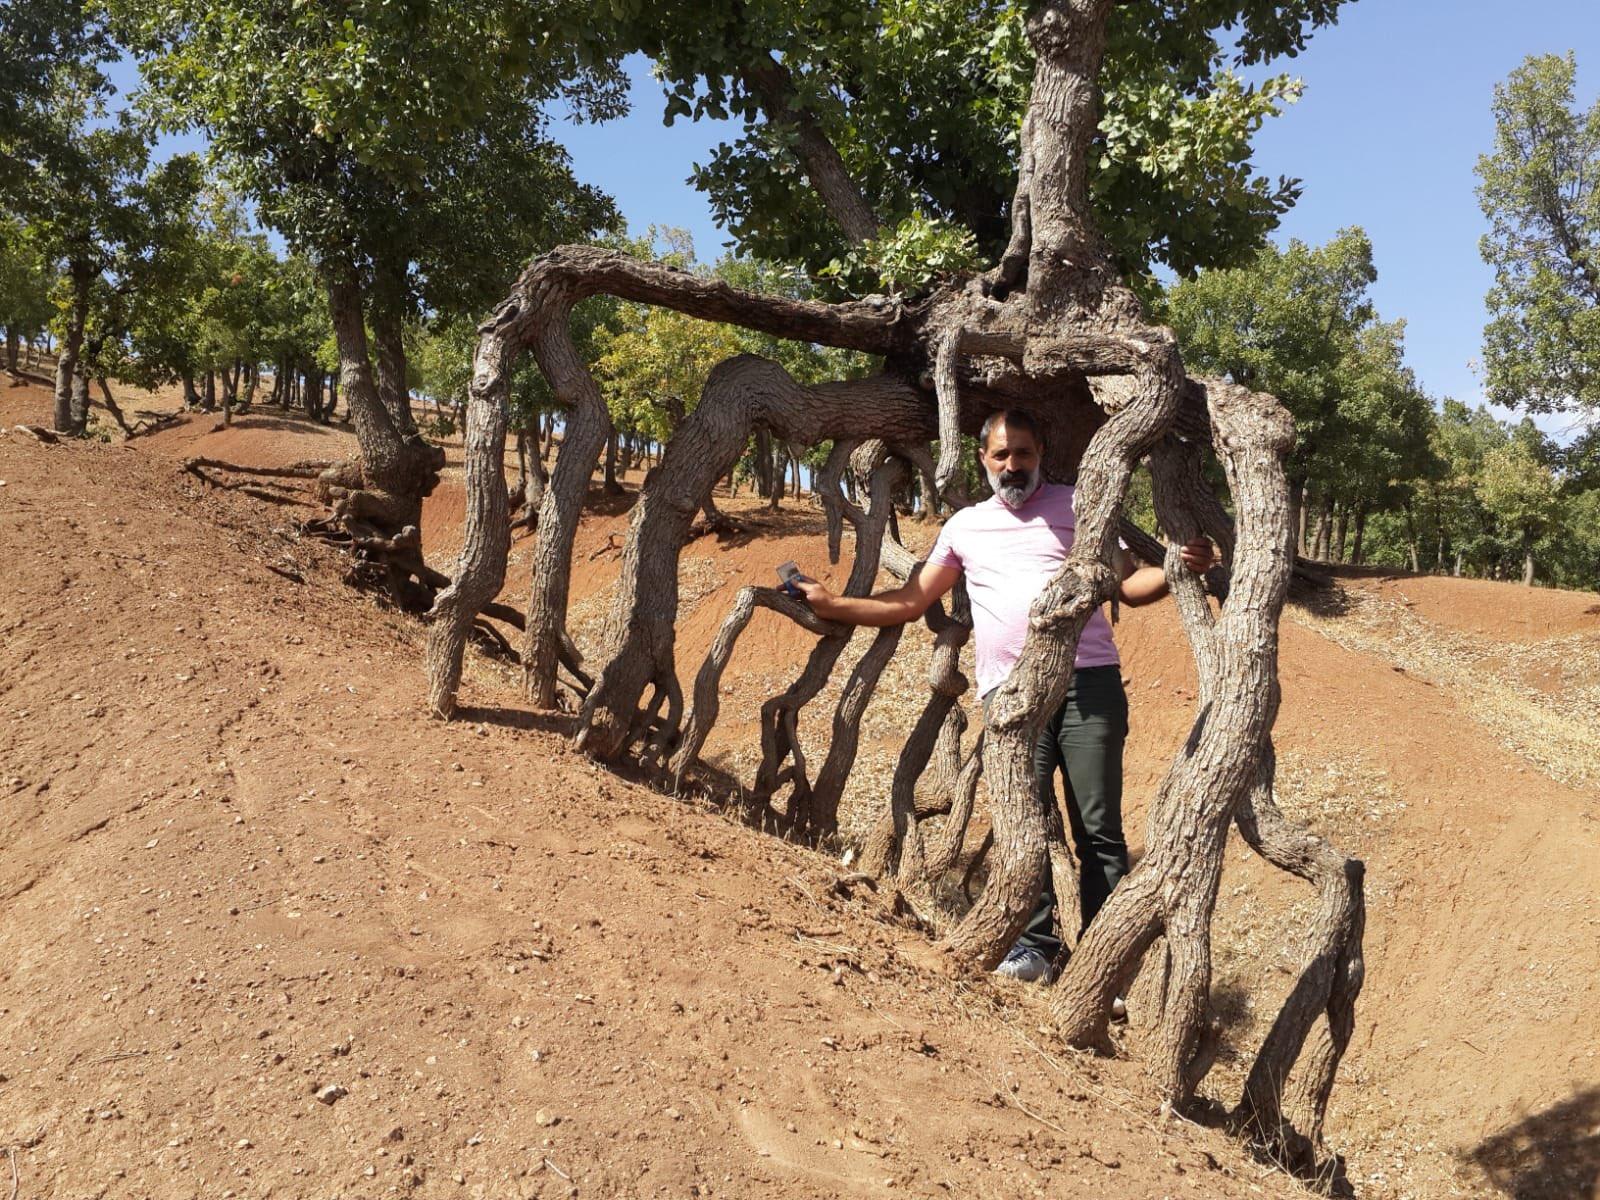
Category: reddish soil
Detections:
[
  {"x1": 1357, "y1": 572, "x2": 1600, "y2": 642},
  {"x1": 4, "y1": 379, "x2": 1598, "y2": 1200}
]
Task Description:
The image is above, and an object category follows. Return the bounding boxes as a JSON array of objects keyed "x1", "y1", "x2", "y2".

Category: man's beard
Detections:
[{"x1": 986, "y1": 465, "x2": 1041, "y2": 508}]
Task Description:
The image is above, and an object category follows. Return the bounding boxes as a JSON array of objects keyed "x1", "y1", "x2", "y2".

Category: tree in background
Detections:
[
  {"x1": 1476, "y1": 422, "x2": 1566, "y2": 586},
  {"x1": 1162, "y1": 226, "x2": 1379, "y2": 548},
  {"x1": 0, "y1": 0, "x2": 110, "y2": 193},
  {"x1": 11, "y1": 83, "x2": 199, "y2": 435},
  {"x1": 1318, "y1": 319, "x2": 1434, "y2": 563},
  {"x1": 0, "y1": 216, "x2": 57, "y2": 373},
  {"x1": 115, "y1": 0, "x2": 622, "y2": 598},
  {"x1": 1477, "y1": 52, "x2": 1600, "y2": 415}
]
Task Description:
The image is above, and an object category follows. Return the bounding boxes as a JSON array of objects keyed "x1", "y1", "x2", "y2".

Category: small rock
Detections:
[
  {"x1": 534, "y1": 1109, "x2": 559, "y2": 1127},
  {"x1": 665, "y1": 1107, "x2": 682, "y2": 1121},
  {"x1": 315, "y1": 1084, "x2": 348, "y2": 1105},
  {"x1": 236, "y1": 1138, "x2": 251, "y2": 1149}
]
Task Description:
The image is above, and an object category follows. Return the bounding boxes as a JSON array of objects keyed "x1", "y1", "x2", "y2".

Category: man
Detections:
[{"x1": 797, "y1": 409, "x2": 1214, "y2": 983}]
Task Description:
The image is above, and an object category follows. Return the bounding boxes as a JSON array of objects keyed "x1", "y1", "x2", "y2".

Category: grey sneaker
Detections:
[{"x1": 994, "y1": 945, "x2": 1053, "y2": 983}]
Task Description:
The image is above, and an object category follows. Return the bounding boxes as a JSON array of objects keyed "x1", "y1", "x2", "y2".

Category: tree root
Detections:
[
  {"x1": 575, "y1": 366, "x2": 929, "y2": 764},
  {"x1": 668, "y1": 444, "x2": 913, "y2": 837},
  {"x1": 1229, "y1": 749, "x2": 1365, "y2": 1177},
  {"x1": 1049, "y1": 380, "x2": 1298, "y2": 1107}
]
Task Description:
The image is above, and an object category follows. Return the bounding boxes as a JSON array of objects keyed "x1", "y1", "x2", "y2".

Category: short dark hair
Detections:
[{"x1": 980, "y1": 408, "x2": 1044, "y2": 451}]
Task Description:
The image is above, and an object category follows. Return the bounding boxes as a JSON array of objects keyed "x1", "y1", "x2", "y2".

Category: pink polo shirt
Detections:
[{"x1": 926, "y1": 482, "x2": 1120, "y2": 697}]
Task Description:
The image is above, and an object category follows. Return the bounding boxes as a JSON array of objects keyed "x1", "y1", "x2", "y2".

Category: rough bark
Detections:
[
  {"x1": 1312, "y1": 492, "x2": 1333, "y2": 561},
  {"x1": 669, "y1": 442, "x2": 908, "y2": 824},
  {"x1": 69, "y1": 369, "x2": 91, "y2": 432},
  {"x1": 1231, "y1": 748, "x2": 1366, "y2": 1169},
  {"x1": 320, "y1": 261, "x2": 442, "y2": 534},
  {"x1": 866, "y1": 583, "x2": 973, "y2": 880},
  {"x1": 742, "y1": 52, "x2": 880, "y2": 244},
  {"x1": 669, "y1": 585, "x2": 849, "y2": 796},
  {"x1": 426, "y1": 243, "x2": 919, "y2": 716},
  {"x1": 576, "y1": 367, "x2": 934, "y2": 762},
  {"x1": 52, "y1": 260, "x2": 92, "y2": 434},
  {"x1": 1050, "y1": 382, "x2": 1296, "y2": 1108},
  {"x1": 938, "y1": 0, "x2": 1184, "y2": 967},
  {"x1": 603, "y1": 429, "x2": 624, "y2": 494},
  {"x1": 425, "y1": 320, "x2": 514, "y2": 718},
  {"x1": 370, "y1": 256, "x2": 418, "y2": 436}
]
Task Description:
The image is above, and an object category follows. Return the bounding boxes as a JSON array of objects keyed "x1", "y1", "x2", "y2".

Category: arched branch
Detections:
[{"x1": 575, "y1": 366, "x2": 932, "y2": 762}]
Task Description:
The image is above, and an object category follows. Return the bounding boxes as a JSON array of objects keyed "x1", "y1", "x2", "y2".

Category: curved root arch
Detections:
[
  {"x1": 426, "y1": 247, "x2": 915, "y2": 721},
  {"x1": 575, "y1": 361, "x2": 935, "y2": 764},
  {"x1": 668, "y1": 440, "x2": 917, "y2": 837}
]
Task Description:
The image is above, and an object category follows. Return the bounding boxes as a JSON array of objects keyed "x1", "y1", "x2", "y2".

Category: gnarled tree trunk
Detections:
[
  {"x1": 575, "y1": 364, "x2": 934, "y2": 762},
  {"x1": 52, "y1": 260, "x2": 93, "y2": 435}
]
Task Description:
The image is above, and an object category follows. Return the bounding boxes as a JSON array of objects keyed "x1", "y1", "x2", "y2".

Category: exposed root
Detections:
[{"x1": 1229, "y1": 749, "x2": 1366, "y2": 1176}]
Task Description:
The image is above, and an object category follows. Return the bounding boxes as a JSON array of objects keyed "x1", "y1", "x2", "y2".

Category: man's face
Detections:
[{"x1": 979, "y1": 420, "x2": 1042, "y2": 508}]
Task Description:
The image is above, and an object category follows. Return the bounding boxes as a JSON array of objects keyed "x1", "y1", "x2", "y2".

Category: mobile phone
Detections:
[{"x1": 776, "y1": 561, "x2": 805, "y2": 599}]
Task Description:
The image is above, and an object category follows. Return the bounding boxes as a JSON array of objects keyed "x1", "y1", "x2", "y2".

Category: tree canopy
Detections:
[
  {"x1": 582, "y1": 0, "x2": 1349, "y2": 283},
  {"x1": 1476, "y1": 52, "x2": 1600, "y2": 414}
]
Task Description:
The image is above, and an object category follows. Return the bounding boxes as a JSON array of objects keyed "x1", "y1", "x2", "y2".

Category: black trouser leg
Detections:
[{"x1": 1013, "y1": 666, "x2": 1129, "y2": 957}]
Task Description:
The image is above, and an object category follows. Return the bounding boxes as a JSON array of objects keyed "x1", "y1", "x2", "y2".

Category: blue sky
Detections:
[{"x1": 111, "y1": 3, "x2": 1599, "y2": 433}]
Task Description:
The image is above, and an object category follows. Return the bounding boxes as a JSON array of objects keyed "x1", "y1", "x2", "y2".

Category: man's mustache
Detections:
[{"x1": 999, "y1": 470, "x2": 1033, "y2": 487}]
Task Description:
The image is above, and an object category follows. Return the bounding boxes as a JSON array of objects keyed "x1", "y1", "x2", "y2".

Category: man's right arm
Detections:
[{"x1": 796, "y1": 561, "x2": 961, "y2": 627}]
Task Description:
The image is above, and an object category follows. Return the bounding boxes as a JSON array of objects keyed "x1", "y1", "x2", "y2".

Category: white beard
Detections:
[{"x1": 986, "y1": 465, "x2": 1041, "y2": 509}]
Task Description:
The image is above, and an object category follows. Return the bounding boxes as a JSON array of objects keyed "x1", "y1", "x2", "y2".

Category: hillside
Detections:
[{"x1": 3, "y1": 381, "x2": 1598, "y2": 1200}]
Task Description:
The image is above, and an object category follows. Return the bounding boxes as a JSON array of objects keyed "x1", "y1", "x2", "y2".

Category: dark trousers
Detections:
[{"x1": 994, "y1": 666, "x2": 1130, "y2": 959}]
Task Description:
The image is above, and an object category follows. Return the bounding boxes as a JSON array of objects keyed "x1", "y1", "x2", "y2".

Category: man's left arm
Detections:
[{"x1": 1117, "y1": 539, "x2": 1216, "y2": 607}]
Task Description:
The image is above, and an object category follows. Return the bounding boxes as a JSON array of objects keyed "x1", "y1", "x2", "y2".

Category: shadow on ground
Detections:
[{"x1": 1470, "y1": 1088, "x2": 1600, "y2": 1199}]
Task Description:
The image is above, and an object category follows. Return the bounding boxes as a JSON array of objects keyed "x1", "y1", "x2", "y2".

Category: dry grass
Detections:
[{"x1": 1292, "y1": 586, "x2": 1600, "y2": 789}]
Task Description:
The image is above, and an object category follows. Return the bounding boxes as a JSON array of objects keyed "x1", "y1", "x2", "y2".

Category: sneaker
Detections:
[{"x1": 993, "y1": 945, "x2": 1054, "y2": 983}]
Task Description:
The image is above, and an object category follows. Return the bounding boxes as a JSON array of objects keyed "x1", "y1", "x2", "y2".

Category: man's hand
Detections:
[
  {"x1": 1179, "y1": 537, "x2": 1216, "y2": 574},
  {"x1": 794, "y1": 576, "x2": 835, "y2": 615},
  {"x1": 786, "y1": 561, "x2": 961, "y2": 627},
  {"x1": 1118, "y1": 537, "x2": 1217, "y2": 607}
]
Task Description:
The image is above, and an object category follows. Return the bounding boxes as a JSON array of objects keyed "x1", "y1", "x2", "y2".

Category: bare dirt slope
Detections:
[
  {"x1": 2, "y1": 393, "x2": 1306, "y2": 1198},
  {"x1": 4, "y1": 385, "x2": 1598, "y2": 1199}
]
